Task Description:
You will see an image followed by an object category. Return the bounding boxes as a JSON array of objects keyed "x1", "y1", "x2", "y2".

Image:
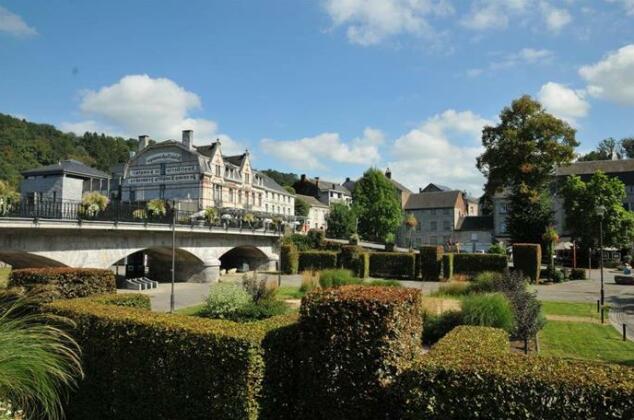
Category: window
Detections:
[
  {"x1": 443, "y1": 220, "x2": 451, "y2": 231},
  {"x1": 213, "y1": 184, "x2": 222, "y2": 201},
  {"x1": 499, "y1": 203, "x2": 508, "y2": 214},
  {"x1": 500, "y1": 222, "x2": 508, "y2": 233},
  {"x1": 430, "y1": 236, "x2": 437, "y2": 245},
  {"x1": 160, "y1": 163, "x2": 166, "y2": 176},
  {"x1": 265, "y1": 203, "x2": 269, "y2": 212},
  {"x1": 430, "y1": 221, "x2": 437, "y2": 231},
  {"x1": 245, "y1": 173, "x2": 250, "y2": 184},
  {"x1": 238, "y1": 191, "x2": 242, "y2": 204},
  {"x1": 229, "y1": 188, "x2": 234, "y2": 203},
  {"x1": 258, "y1": 194, "x2": 262, "y2": 207},
  {"x1": 159, "y1": 184, "x2": 166, "y2": 199},
  {"x1": 130, "y1": 189, "x2": 136, "y2": 202},
  {"x1": 215, "y1": 165, "x2": 221, "y2": 177}
]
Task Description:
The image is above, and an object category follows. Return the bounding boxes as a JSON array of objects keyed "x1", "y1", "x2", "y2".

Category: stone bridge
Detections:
[{"x1": 0, "y1": 218, "x2": 281, "y2": 283}]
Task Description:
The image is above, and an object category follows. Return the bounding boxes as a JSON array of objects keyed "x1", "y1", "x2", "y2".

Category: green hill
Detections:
[{"x1": 0, "y1": 113, "x2": 137, "y2": 190}]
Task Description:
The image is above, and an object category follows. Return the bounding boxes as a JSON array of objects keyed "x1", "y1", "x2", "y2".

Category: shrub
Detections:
[
  {"x1": 203, "y1": 283, "x2": 251, "y2": 319},
  {"x1": 542, "y1": 267, "x2": 564, "y2": 283},
  {"x1": 318, "y1": 269, "x2": 361, "y2": 289},
  {"x1": 435, "y1": 282, "x2": 469, "y2": 297},
  {"x1": 487, "y1": 242, "x2": 506, "y2": 255},
  {"x1": 468, "y1": 271, "x2": 503, "y2": 294},
  {"x1": 146, "y1": 199, "x2": 167, "y2": 217},
  {"x1": 365, "y1": 279, "x2": 401, "y2": 287},
  {"x1": 396, "y1": 326, "x2": 634, "y2": 419},
  {"x1": 298, "y1": 251, "x2": 338, "y2": 272},
  {"x1": 419, "y1": 246, "x2": 443, "y2": 281},
  {"x1": 422, "y1": 310, "x2": 463, "y2": 345},
  {"x1": 47, "y1": 296, "x2": 297, "y2": 420},
  {"x1": 280, "y1": 244, "x2": 298, "y2": 274},
  {"x1": 89, "y1": 293, "x2": 151, "y2": 310},
  {"x1": 441, "y1": 254, "x2": 453, "y2": 281},
  {"x1": 339, "y1": 245, "x2": 369, "y2": 278},
  {"x1": 513, "y1": 243, "x2": 541, "y2": 283},
  {"x1": 299, "y1": 271, "x2": 319, "y2": 293},
  {"x1": 281, "y1": 234, "x2": 312, "y2": 252},
  {"x1": 369, "y1": 252, "x2": 416, "y2": 280},
  {"x1": 242, "y1": 274, "x2": 277, "y2": 303},
  {"x1": 9, "y1": 268, "x2": 115, "y2": 301},
  {"x1": 461, "y1": 293, "x2": 515, "y2": 333},
  {"x1": 80, "y1": 191, "x2": 109, "y2": 217},
  {"x1": 453, "y1": 253, "x2": 507, "y2": 275},
  {"x1": 570, "y1": 268, "x2": 586, "y2": 280},
  {"x1": 234, "y1": 299, "x2": 289, "y2": 321},
  {"x1": 297, "y1": 286, "x2": 424, "y2": 418},
  {"x1": 306, "y1": 229, "x2": 325, "y2": 248}
]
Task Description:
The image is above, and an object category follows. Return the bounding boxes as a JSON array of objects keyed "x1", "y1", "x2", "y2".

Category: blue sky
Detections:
[{"x1": 2, "y1": 0, "x2": 634, "y2": 195}]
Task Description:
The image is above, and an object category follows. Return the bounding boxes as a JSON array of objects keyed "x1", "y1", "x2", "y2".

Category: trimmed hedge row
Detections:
[
  {"x1": 419, "y1": 246, "x2": 443, "y2": 281},
  {"x1": 297, "y1": 286, "x2": 424, "y2": 419},
  {"x1": 298, "y1": 251, "x2": 338, "y2": 272},
  {"x1": 280, "y1": 244, "x2": 299, "y2": 274},
  {"x1": 453, "y1": 254, "x2": 507, "y2": 275},
  {"x1": 47, "y1": 295, "x2": 297, "y2": 420},
  {"x1": 513, "y1": 243, "x2": 542, "y2": 283},
  {"x1": 90, "y1": 293, "x2": 151, "y2": 310},
  {"x1": 9, "y1": 268, "x2": 115, "y2": 301},
  {"x1": 369, "y1": 252, "x2": 417, "y2": 279},
  {"x1": 339, "y1": 245, "x2": 369, "y2": 278},
  {"x1": 397, "y1": 326, "x2": 634, "y2": 419},
  {"x1": 441, "y1": 254, "x2": 454, "y2": 281}
]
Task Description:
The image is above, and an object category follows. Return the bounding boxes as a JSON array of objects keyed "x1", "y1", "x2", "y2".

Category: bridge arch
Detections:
[
  {"x1": 112, "y1": 247, "x2": 209, "y2": 283},
  {"x1": 219, "y1": 246, "x2": 272, "y2": 272},
  {"x1": 0, "y1": 250, "x2": 68, "y2": 269}
]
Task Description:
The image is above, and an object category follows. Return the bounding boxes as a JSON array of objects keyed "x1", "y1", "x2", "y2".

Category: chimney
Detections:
[
  {"x1": 300, "y1": 174, "x2": 306, "y2": 182},
  {"x1": 182, "y1": 130, "x2": 193, "y2": 149},
  {"x1": 315, "y1": 177, "x2": 319, "y2": 188},
  {"x1": 138, "y1": 135, "x2": 149, "y2": 151},
  {"x1": 419, "y1": 187, "x2": 423, "y2": 193},
  {"x1": 332, "y1": 183, "x2": 336, "y2": 189},
  {"x1": 385, "y1": 167, "x2": 392, "y2": 179},
  {"x1": 345, "y1": 177, "x2": 351, "y2": 183}
]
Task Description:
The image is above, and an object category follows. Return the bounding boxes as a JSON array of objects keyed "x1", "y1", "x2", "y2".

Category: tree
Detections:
[
  {"x1": 477, "y1": 96, "x2": 578, "y2": 243},
  {"x1": 542, "y1": 225, "x2": 559, "y2": 276},
  {"x1": 404, "y1": 213, "x2": 418, "y2": 250},
  {"x1": 620, "y1": 137, "x2": 634, "y2": 158},
  {"x1": 560, "y1": 171, "x2": 634, "y2": 250},
  {"x1": 579, "y1": 137, "x2": 623, "y2": 161},
  {"x1": 294, "y1": 197, "x2": 310, "y2": 217},
  {"x1": 260, "y1": 169, "x2": 298, "y2": 187},
  {"x1": 352, "y1": 168, "x2": 403, "y2": 242},
  {"x1": 326, "y1": 203, "x2": 356, "y2": 239},
  {"x1": 0, "y1": 180, "x2": 19, "y2": 216}
]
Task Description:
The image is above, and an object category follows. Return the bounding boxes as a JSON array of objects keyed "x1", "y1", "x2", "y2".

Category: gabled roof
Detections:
[
  {"x1": 301, "y1": 176, "x2": 351, "y2": 194},
  {"x1": 421, "y1": 183, "x2": 452, "y2": 193},
  {"x1": 296, "y1": 194, "x2": 329, "y2": 208},
  {"x1": 556, "y1": 159, "x2": 634, "y2": 176},
  {"x1": 194, "y1": 141, "x2": 221, "y2": 159},
  {"x1": 224, "y1": 154, "x2": 248, "y2": 167},
  {"x1": 22, "y1": 159, "x2": 110, "y2": 179},
  {"x1": 404, "y1": 190, "x2": 461, "y2": 210},
  {"x1": 343, "y1": 177, "x2": 412, "y2": 194},
  {"x1": 456, "y1": 216, "x2": 493, "y2": 232}
]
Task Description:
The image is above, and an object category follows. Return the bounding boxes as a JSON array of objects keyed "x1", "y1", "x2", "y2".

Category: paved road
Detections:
[{"x1": 534, "y1": 269, "x2": 634, "y2": 341}]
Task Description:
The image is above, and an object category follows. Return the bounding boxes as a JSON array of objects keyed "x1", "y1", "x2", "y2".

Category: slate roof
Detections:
[
  {"x1": 301, "y1": 177, "x2": 350, "y2": 194},
  {"x1": 556, "y1": 159, "x2": 634, "y2": 176},
  {"x1": 456, "y1": 216, "x2": 494, "y2": 232},
  {"x1": 404, "y1": 190, "x2": 462, "y2": 210},
  {"x1": 22, "y1": 160, "x2": 110, "y2": 179},
  {"x1": 223, "y1": 154, "x2": 248, "y2": 167},
  {"x1": 296, "y1": 194, "x2": 329, "y2": 208},
  {"x1": 256, "y1": 171, "x2": 291, "y2": 195},
  {"x1": 421, "y1": 183, "x2": 452, "y2": 192}
]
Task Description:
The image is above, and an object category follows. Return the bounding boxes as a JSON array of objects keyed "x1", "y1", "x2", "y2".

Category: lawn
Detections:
[
  {"x1": 541, "y1": 301, "x2": 600, "y2": 319},
  {"x1": 0, "y1": 267, "x2": 10, "y2": 289},
  {"x1": 538, "y1": 321, "x2": 634, "y2": 366},
  {"x1": 276, "y1": 286, "x2": 305, "y2": 300},
  {"x1": 174, "y1": 303, "x2": 205, "y2": 316}
]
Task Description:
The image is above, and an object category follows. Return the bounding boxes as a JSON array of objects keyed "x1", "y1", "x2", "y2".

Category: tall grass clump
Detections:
[
  {"x1": 300, "y1": 271, "x2": 319, "y2": 293},
  {"x1": 0, "y1": 295, "x2": 83, "y2": 420},
  {"x1": 461, "y1": 293, "x2": 515, "y2": 333},
  {"x1": 468, "y1": 271, "x2": 503, "y2": 294},
  {"x1": 318, "y1": 269, "x2": 361, "y2": 289},
  {"x1": 202, "y1": 283, "x2": 251, "y2": 319},
  {"x1": 435, "y1": 282, "x2": 470, "y2": 297}
]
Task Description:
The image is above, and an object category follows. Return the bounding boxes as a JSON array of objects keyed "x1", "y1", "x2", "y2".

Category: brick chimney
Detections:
[
  {"x1": 315, "y1": 176, "x2": 319, "y2": 188},
  {"x1": 138, "y1": 135, "x2": 149, "y2": 151},
  {"x1": 300, "y1": 174, "x2": 306, "y2": 182},
  {"x1": 182, "y1": 130, "x2": 193, "y2": 149},
  {"x1": 419, "y1": 187, "x2": 423, "y2": 193},
  {"x1": 385, "y1": 167, "x2": 392, "y2": 179}
]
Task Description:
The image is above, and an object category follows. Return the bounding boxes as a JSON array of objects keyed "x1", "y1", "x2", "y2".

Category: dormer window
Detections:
[{"x1": 245, "y1": 173, "x2": 250, "y2": 184}]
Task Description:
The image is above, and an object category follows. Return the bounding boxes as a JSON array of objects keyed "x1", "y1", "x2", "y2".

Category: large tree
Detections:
[
  {"x1": 326, "y1": 203, "x2": 356, "y2": 239},
  {"x1": 477, "y1": 96, "x2": 578, "y2": 243},
  {"x1": 578, "y1": 137, "x2": 623, "y2": 161},
  {"x1": 294, "y1": 197, "x2": 309, "y2": 217},
  {"x1": 352, "y1": 168, "x2": 402, "y2": 242},
  {"x1": 560, "y1": 171, "x2": 634, "y2": 250}
]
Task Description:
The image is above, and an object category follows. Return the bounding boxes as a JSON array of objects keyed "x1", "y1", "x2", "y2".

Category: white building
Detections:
[{"x1": 296, "y1": 194, "x2": 329, "y2": 231}]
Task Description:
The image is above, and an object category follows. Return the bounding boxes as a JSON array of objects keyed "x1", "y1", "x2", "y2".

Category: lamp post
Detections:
[
  {"x1": 596, "y1": 205, "x2": 606, "y2": 324},
  {"x1": 169, "y1": 200, "x2": 177, "y2": 313}
]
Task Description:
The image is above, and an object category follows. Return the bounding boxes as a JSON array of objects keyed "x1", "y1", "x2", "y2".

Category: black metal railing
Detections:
[{"x1": 0, "y1": 199, "x2": 304, "y2": 233}]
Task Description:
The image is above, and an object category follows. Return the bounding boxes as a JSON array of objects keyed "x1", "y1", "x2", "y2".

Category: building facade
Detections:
[
  {"x1": 296, "y1": 194, "x2": 329, "y2": 231},
  {"x1": 455, "y1": 216, "x2": 494, "y2": 253},
  {"x1": 120, "y1": 130, "x2": 294, "y2": 215},
  {"x1": 293, "y1": 174, "x2": 351, "y2": 206}
]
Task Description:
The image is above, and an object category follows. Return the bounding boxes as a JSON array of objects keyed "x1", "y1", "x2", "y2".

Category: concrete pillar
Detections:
[
  {"x1": 189, "y1": 258, "x2": 221, "y2": 283},
  {"x1": 265, "y1": 257, "x2": 279, "y2": 272}
]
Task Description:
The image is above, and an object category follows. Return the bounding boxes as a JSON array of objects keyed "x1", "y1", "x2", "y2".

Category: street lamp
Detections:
[
  {"x1": 596, "y1": 204, "x2": 606, "y2": 324},
  {"x1": 170, "y1": 200, "x2": 178, "y2": 313}
]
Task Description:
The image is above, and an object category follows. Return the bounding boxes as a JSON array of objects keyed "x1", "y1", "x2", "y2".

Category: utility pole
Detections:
[{"x1": 170, "y1": 200, "x2": 177, "y2": 313}]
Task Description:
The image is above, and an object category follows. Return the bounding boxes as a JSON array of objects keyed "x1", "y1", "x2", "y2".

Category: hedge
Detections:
[
  {"x1": 339, "y1": 245, "x2": 369, "y2": 278},
  {"x1": 280, "y1": 244, "x2": 299, "y2": 274},
  {"x1": 47, "y1": 296, "x2": 297, "y2": 420},
  {"x1": 453, "y1": 253, "x2": 507, "y2": 275},
  {"x1": 513, "y1": 243, "x2": 542, "y2": 283},
  {"x1": 90, "y1": 293, "x2": 151, "y2": 310},
  {"x1": 369, "y1": 252, "x2": 417, "y2": 280},
  {"x1": 297, "y1": 286, "x2": 424, "y2": 419},
  {"x1": 441, "y1": 254, "x2": 454, "y2": 281},
  {"x1": 9, "y1": 268, "x2": 115, "y2": 301},
  {"x1": 419, "y1": 246, "x2": 443, "y2": 281},
  {"x1": 298, "y1": 251, "x2": 338, "y2": 272},
  {"x1": 396, "y1": 326, "x2": 634, "y2": 419}
]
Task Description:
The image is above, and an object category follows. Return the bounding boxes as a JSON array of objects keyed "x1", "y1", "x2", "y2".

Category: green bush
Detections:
[
  {"x1": 441, "y1": 254, "x2": 453, "y2": 281},
  {"x1": 297, "y1": 286, "x2": 424, "y2": 419},
  {"x1": 487, "y1": 242, "x2": 507, "y2": 255},
  {"x1": 306, "y1": 229, "x2": 325, "y2": 248},
  {"x1": 468, "y1": 271, "x2": 503, "y2": 294},
  {"x1": 9, "y1": 268, "x2": 115, "y2": 301},
  {"x1": 453, "y1": 253, "x2": 507, "y2": 275},
  {"x1": 47, "y1": 296, "x2": 297, "y2": 420},
  {"x1": 422, "y1": 310, "x2": 463, "y2": 345},
  {"x1": 461, "y1": 293, "x2": 515, "y2": 333},
  {"x1": 318, "y1": 269, "x2": 361, "y2": 288},
  {"x1": 570, "y1": 267, "x2": 586, "y2": 280},
  {"x1": 542, "y1": 267, "x2": 564, "y2": 283},
  {"x1": 298, "y1": 251, "x2": 338, "y2": 272},
  {"x1": 339, "y1": 245, "x2": 369, "y2": 278},
  {"x1": 419, "y1": 246, "x2": 443, "y2": 281},
  {"x1": 513, "y1": 243, "x2": 541, "y2": 283},
  {"x1": 90, "y1": 293, "x2": 151, "y2": 310},
  {"x1": 203, "y1": 283, "x2": 252, "y2": 319},
  {"x1": 369, "y1": 252, "x2": 416, "y2": 280},
  {"x1": 234, "y1": 299, "x2": 289, "y2": 321},
  {"x1": 435, "y1": 282, "x2": 470, "y2": 297},
  {"x1": 280, "y1": 244, "x2": 299, "y2": 274},
  {"x1": 397, "y1": 326, "x2": 634, "y2": 419}
]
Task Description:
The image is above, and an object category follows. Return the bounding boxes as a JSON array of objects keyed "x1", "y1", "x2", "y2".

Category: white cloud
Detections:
[
  {"x1": 540, "y1": 2, "x2": 572, "y2": 32},
  {"x1": 61, "y1": 74, "x2": 241, "y2": 153},
  {"x1": 260, "y1": 127, "x2": 384, "y2": 169},
  {"x1": 579, "y1": 44, "x2": 634, "y2": 106},
  {"x1": 0, "y1": 6, "x2": 37, "y2": 37},
  {"x1": 605, "y1": 0, "x2": 634, "y2": 15},
  {"x1": 389, "y1": 110, "x2": 493, "y2": 195},
  {"x1": 322, "y1": 0, "x2": 453, "y2": 45},
  {"x1": 469, "y1": 48, "x2": 554, "y2": 76},
  {"x1": 461, "y1": 1, "x2": 570, "y2": 33},
  {"x1": 537, "y1": 82, "x2": 590, "y2": 125}
]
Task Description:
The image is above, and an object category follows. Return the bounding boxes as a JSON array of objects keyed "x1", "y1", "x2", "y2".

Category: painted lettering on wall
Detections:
[
  {"x1": 128, "y1": 174, "x2": 199, "y2": 185},
  {"x1": 145, "y1": 152, "x2": 181, "y2": 164}
]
